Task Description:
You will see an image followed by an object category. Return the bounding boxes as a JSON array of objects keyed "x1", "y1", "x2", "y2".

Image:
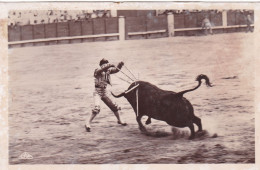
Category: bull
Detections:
[{"x1": 111, "y1": 74, "x2": 212, "y2": 139}]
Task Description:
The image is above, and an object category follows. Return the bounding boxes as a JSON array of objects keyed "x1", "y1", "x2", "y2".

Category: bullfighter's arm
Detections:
[
  {"x1": 109, "y1": 62, "x2": 124, "y2": 74},
  {"x1": 94, "y1": 64, "x2": 115, "y2": 77}
]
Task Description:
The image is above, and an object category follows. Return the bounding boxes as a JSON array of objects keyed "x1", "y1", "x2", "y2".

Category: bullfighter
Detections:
[{"x1": 85, "y1": 58, "x2": 127, "y2": 132}]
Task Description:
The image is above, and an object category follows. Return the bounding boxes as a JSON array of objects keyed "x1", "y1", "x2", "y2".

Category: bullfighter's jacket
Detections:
[{"x1": 94, "y1": 62, "x2": 123, "y2": 89}]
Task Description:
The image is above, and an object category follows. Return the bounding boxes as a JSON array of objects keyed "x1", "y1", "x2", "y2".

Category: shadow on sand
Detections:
[{"x1": 141, "y1": 127, "x2": 218, "y2": 140}]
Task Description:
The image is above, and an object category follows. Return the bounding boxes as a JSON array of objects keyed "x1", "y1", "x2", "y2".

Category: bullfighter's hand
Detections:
[
  {"x1": 109, "y1": 64, "x2": 115, "y2": 67},
  {"x1": 118, "y1": 62, "x2": 124, "y2": 68}
]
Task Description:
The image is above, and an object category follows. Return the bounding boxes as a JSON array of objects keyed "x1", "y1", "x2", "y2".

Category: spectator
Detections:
[
  {"x1": 63, "y1": 10, "x2": 69, "y2": 21},
  {"x1": 53, "y1": 11, "x2": 59, "y2": 23},
  {"x1": 8, "y1": 12, "x2": 16, "y2": 27},
  {"x1": 91, "y1": 12, "x2": 97, "y2": 19},
  {"x1": 48, "y1": 10, "x2": 57, "y2": 23},
  {"x1": 37, "y1": 11, "x2": 47, "y2": 24},
  {"x1": 21, "y1": 11, "x2": 30, "y2": 25},
  {"x1": 59, "y1": 14, "x2": 65, "y2": 22},
  {"x1": 246, "y1": 13, "x2": 253, "y2": 33},
  {"x1": 67, "y1": 11, "x2": 77, "y2": 21},
  {"x1": 8, "y1": 10, "x2": 113, "y2": 25},
  {"x1": 29, "y1": 11, "x2": 37, "y2": 25},
  {"x1": 201, "y1": 16, "x2": 213, "y2": 35},
  {"x1": 14, "y1": 12, "x2": 22, "y2": 26}
]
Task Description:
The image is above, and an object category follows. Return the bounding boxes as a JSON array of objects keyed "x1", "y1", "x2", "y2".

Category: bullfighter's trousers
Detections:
[{"x1": 92, "y1": 87, "x2": 120, "y2": 114}]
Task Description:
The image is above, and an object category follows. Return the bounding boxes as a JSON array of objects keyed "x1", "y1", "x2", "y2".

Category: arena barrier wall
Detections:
[
  {"x1": 8, "y1": 11, "x2": 254, "y2": 48},
  {"x1": 8, "y1": 17, "x2": 120, "y2": 47}
]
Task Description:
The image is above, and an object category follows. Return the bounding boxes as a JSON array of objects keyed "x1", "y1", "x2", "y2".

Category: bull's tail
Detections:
[{"x1": 177, "y1": 74, "x2": 212, "y2": 96}]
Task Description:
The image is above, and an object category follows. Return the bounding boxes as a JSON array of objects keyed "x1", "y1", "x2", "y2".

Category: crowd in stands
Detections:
[
  {"x1": 157, "y1": 9, "x2": 253, "y2": 16},
  {"x1": 157, "y1": 9, "x2": 221, "y2": 15},
  {"x1": 8, "y1": 10, "x2": 114, "y2": 26},
  {"x1": 8, "y1": 9, "x2": 254, "y2": 27}
]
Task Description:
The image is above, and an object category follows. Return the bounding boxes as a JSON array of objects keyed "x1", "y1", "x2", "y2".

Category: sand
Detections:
[{"x1": 8, "y1": 33, "x2": 255, "y2": 164}]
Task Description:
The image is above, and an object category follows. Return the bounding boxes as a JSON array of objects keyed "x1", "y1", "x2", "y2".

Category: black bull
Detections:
[{"x1": 112, "y1": 74, "x2": 212, "y2": 139}]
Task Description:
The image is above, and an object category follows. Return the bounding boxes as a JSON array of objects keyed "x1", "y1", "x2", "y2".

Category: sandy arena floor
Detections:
[{"x1": 8, "y1": 33, "x2": 255, "y2": 164}]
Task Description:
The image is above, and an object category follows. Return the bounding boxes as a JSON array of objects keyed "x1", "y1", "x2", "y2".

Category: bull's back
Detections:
[
  {"x1": 126, "y1": 81, "x2": 193, "y2": 117},
  {"x1": 125, "y1": 81, "x2": 172, "y2": 115}
]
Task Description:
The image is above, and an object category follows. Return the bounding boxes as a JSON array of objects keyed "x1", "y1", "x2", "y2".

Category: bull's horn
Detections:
[{"x1": 111, "y1": 91, "x2": 125, "y2": 98}]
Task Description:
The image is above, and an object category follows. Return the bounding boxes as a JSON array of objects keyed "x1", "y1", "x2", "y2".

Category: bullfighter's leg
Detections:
[
  {"x1": 193, "y1": 116, "x2": 202, "y2": 132},
  {"x1": 114, "y1": 111, "x2": 127, "y2": 126},
  {"x1": 101, "y1": 95, "x2": 127, "y2": 126},
  {"x1": 137, "y1": 114, "x2": 147, "y2": 132},
  {"x1": 188, "y1": 121, "x2": 195, "y2": 140},
  {"x1": 85, "y1": 92, "x2": 101, "y2": 132},
  {"x1": 145, "y1": 117, "x2": 152, "y2": 125}
]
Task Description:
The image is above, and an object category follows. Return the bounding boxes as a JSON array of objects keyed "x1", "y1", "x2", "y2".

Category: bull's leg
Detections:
[
  {"x1": 193, "y1": 116, "x2": 202, "y2": 132},
  {"x1": 145, "y1": 117, "x2": 152, "y2": 125},
  {"x1": 188, "y1": 122, "x2": 195, "y2": 140},
  {"x1": 136, "y1": 115, "x2": 147, "y2": 132}
]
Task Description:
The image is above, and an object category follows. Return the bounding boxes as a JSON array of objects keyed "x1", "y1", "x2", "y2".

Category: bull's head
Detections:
[
  {"x1": 111, "y1": 91, "x2": 125, "y2": 98},
  {"x1": 111, "y1": 83, "x2": 139, "y2": 98}
]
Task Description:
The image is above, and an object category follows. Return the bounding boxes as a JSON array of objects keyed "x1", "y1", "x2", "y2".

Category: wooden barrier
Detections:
[
  {"x1": 227, "y1": 11, "x2": 237, "y2": 26},
  {"x1": 8, "y1": 17, "x2": 119, "y2": 47},
  {"x1": 105, "y1": 17, "x2": 119, "y2": 41},
  {"x1": 128, "y1": 24, "x2": 253, "y2": 38},
  {"x1": 20, "y1": 25, "x2": 33, "y2": 47},
  {"x1": 174, "y1": 24, "x2": 253, "y2": 31},
  {"x1": 184, "y1": 12, "x2": 197, "y2": 28},
  {"x1": 185, "y1": 12, "x2": 198, "y2": 36},
  {"x1": 210, "y1": 11, "x2": 222, "y2": 26},
  {"x1": 8, "y1": 33, "x2": 120, "y2": 45},
  {"x1": 147, "y1": 15, "x2": 168, "y2": 38},
  {"x1": 81, "y1": 20, "x2": 94, "y2": 42},
  {"x1": 128, "y1": 30, "x2": 166, "y2": 36},
  {"x1": 93, "y1": 18, "x2": 106, "y2": 41},
  {"x1": 33, "y1": 24, "x2": 45, "y2": 46},
  {"x1": 69, "y1": 21, "x2": 82, "y2": 44},
  {"x1": 8, "y1": 26, "x2": 22, "y2": 47},
  {"x1": 125, "y1": 17, "x2": 147, "y2": 40},
  {"x1": 45, "y1": 23, "x2": 57, "y2": 38},
  {"x1": 57, "y1": 22, "x2": 69, "y2": 44},
  {"x1": 125, "y1": 16, "x2": 167, "y2": 39},
  {"x1": 45, "y1": 23, "x2": 57, "y2": 45},
  {"x1": 147, "y1": 16, "x2": 167, "y2": 31},
  {"x1": 8, "y1": 11, "x2": 254, "y2": 48}
]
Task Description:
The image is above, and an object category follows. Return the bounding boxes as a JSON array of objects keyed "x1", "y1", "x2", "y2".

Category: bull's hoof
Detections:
[
  {"x1": 139, "y1": 126, "x2": 147, "y2": 132},
  {"x1": 188, "y1": 135, "x2": 195, "y2": 140},
  {"x1": 197, "y1": 129, "x2": 203, "y2": 132},
  {"x1": 145, "y1": 119, "x2": 151, "y2": 125}
]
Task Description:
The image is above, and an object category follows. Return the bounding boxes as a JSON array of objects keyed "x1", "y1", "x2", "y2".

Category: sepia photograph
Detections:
[{"x1": 0, "y1": 2, "x2": 259, "y2": 168}]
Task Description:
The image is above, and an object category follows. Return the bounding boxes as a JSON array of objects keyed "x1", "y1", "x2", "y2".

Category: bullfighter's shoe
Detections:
[
  {"x1": 85, "y1": 125, "x2": 91, "y2": 132},
  {"x1": 118, "y1": 121, "x2": 127, "y2": 126}
]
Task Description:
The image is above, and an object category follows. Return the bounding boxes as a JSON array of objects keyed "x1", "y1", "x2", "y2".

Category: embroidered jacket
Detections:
[{"x1": 94, "y1": 63, "x2": 123, "y2": 89}]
